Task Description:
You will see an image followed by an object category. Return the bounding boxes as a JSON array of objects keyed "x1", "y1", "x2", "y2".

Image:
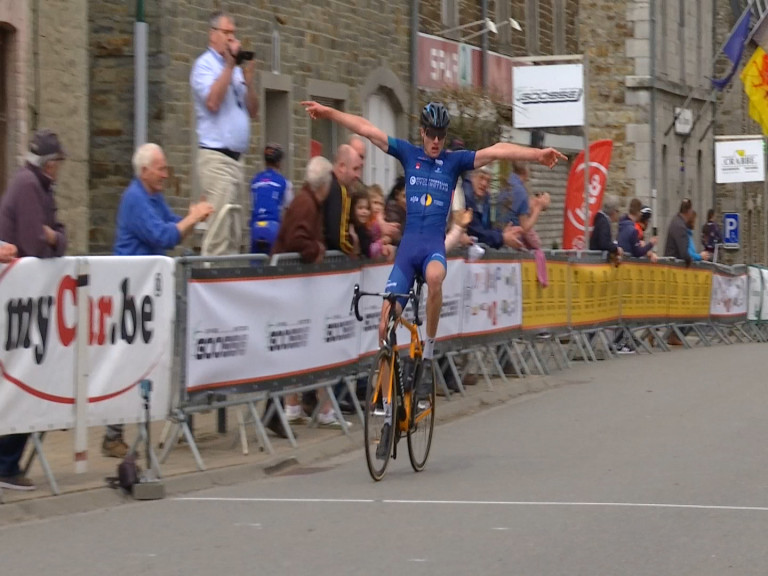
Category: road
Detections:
[{"x1": 3, "y1": 344, "x2": 768, "y2": 575}]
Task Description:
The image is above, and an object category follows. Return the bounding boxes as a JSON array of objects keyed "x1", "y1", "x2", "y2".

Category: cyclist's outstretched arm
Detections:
[
  {"x1": 302, "y1": 101, "x2": 389, "y2": 152},
  {"x1": 474, "y1": 143, "x2": 567, "y2": 169}
]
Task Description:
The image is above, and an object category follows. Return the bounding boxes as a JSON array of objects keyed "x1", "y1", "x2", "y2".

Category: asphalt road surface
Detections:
[{"x1": 3, "y1": 344, "x2": 768, "y2": 575}]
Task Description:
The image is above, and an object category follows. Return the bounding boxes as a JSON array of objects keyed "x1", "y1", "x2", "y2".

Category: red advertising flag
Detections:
[{"x1": 562, "y1": 139, "x2": 614, "y2": 250}]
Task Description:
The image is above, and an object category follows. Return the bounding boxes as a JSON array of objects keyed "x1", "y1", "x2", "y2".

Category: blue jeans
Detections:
[{"x1": 0, "y1": 433, "x2": 29, "y2": 477}]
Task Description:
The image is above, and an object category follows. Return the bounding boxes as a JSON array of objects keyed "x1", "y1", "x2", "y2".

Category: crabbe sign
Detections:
[
  {"x1": 513, "y1": 64, "x2": 585, "y2": 128},
  {"x1": 715, "y1": 139, "x2": 765, "y2": 183}
]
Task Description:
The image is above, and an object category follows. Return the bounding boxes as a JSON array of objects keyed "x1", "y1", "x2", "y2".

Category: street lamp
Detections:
[{"x1": 437, "y1": 17, "x2": 522, "y2": 41}]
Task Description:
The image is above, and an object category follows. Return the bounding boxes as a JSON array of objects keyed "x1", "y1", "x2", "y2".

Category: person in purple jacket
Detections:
[{"x1": 0, "y1": 129, "x2": 68, "y2": 491}]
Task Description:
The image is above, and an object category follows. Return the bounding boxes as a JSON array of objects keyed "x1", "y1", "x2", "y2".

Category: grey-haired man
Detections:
[{"x1": 0, "y1": 129, "x2": 68, "y2": 491}]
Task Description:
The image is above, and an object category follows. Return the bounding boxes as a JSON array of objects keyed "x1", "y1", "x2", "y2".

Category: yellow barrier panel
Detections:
[
  {"x1": 666, "y1": 264, "x2": 712, "y2": 320},
  {"x1": 569, "y1": 263, "x2": 620, "y2": 327},
  {"x1": 619, "y1": 261, "x2": 669, "y2": 321},
  {"x1": 521, "y1": 259, "x2": 569, "y2": 331}
]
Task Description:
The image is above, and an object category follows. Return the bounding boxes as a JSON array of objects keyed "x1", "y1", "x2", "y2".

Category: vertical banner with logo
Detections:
[
  {"x1": 186, "y1": 269, "x2": 361, "y2": 392},
  {"x1": 562, "y1": 140, "x2": 614, "y2": 250}
]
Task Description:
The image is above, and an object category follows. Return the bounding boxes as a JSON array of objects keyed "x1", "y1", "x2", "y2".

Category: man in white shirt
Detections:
[{"x1": 191, "y1": 10, "x2": 258, "y2": 255}]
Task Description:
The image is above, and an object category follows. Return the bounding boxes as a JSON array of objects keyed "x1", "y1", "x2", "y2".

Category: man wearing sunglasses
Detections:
[{"x1": 302, "y1": 100, "x2": 565, "y2": 369}]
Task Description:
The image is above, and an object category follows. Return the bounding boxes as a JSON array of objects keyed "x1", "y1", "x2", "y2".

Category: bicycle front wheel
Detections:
[
  {"x1": 364, "y1": 350, "x2": 396, "y2": 481},
  {"x1": 407, "y1": 358, "x2": 435, "y2": 472}
]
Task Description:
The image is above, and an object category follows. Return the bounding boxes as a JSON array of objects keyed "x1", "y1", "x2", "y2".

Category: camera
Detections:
[{"x1": 235, "y1": 50, "x2": 254, "y2": 65}]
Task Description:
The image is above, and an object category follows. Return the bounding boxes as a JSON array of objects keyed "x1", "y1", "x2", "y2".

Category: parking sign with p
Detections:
[{"x1": 723, "y1": 213, "x2": 740, "y2": 249}]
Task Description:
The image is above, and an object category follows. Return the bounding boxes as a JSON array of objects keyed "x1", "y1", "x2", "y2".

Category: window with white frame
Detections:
[
  {"x1": 310, "y1": 96, "x2": 344, "y2": 160},
  {"x1": 364, "y1": 93, "x2": 397, "y2": 190}
]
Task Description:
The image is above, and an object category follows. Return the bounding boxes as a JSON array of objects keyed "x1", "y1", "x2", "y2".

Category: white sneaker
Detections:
[
  {"x1": 285, "y1": 404, "x2": 307, "y2": 423},
  {"x1": 317, "y1": 411, "x2": 351, "y2": 428}
]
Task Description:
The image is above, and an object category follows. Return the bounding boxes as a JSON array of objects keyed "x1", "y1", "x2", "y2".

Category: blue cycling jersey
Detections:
[
  {"x1": 384, "y1": 137, "x2": 476, "y2": 302},
  {"x1": 250, "y1": 168, "x2": 288, "y2": 224},
  {"x1": 386, "y1": 137, "x2": 476, "y2": 236}
]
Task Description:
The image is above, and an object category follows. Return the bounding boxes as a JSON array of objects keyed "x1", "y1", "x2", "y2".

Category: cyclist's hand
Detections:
[
  {"x1": 456, "y1": 208, "x2": 473, "y2": 228},
  {"x1": 538, "y1": 148, "x2": 568, "y2": 168},
  {"x1": 302, "y1": 101, "x2": 331, "y2": 120}
]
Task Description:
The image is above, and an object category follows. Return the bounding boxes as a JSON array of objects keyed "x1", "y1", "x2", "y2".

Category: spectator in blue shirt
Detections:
[
  {"x1": 105, "y1": 143, "x2": 213, "y2": 458},
  {"x1": 191, "y1": 11, "x2": 258, "y2": 256},
  {"x1": 497, "y1": 161, "x2": 549, "y2": 234},
  {"x1": 463, "y1": 167, "x2": 522, "y2": 249}
]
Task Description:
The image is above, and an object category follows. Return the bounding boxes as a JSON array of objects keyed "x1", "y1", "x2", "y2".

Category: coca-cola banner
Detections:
[{"x1": 562, "y1": 140, "x2": 614, "y2": 250}]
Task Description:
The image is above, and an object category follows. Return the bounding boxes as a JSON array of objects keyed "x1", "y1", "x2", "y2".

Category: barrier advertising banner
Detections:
[
  {"x1": 710, "y1": 271, "x2": 748, "y2": 319},
  {"x1": 186, "y1": 269, "x2": 361, "y2": 391},
  {"x1": 747, "y1": 266, "x2": 768, "y2": 321},
  {"x1": 0, "y1": 256, "x2": 175, "y2": 435},
  {"x1": 85, "y1": 257, "x2": 175, "y2": 426},
  {"x1": 461, "y1": 260, "x2": 522, "y2": 337},
  {"x1": 562, "y1": 140, "x2": 614, "y2": 250},
  {"x1": 0, "y1": 258, "x2": 78, "y2": 433}
]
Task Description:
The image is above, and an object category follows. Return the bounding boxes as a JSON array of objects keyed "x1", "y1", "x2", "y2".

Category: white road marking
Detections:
[{"x1": 174, "y1": 496, "x2": 768, "y2": 512}]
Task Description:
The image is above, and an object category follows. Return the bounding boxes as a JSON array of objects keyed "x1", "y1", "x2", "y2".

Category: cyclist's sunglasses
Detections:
[{"x1": 424, "y1": 127, "x2": 447, "y2": 141}]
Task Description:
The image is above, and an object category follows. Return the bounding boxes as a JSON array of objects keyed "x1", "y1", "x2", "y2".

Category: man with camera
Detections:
[{"x1": 191, "y1": 10, "x2": 258, "y2": 256}]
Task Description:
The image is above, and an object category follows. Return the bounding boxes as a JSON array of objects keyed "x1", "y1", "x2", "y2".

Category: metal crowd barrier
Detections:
[{"x1": 157, "y1": 248, "x2": 760, "y2": 470}]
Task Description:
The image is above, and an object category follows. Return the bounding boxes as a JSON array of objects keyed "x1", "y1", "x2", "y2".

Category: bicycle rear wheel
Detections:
[
  {"x1": 407, "y1": 358, "x2": 435, "y2": 472},
  {"x1": 364, "y1": 350, "x2": 396, "y2": 481}
]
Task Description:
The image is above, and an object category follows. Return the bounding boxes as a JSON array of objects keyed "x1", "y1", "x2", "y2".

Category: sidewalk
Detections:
[{"x1": 0, "y1": 370, "x2": 547, "y2": 526}]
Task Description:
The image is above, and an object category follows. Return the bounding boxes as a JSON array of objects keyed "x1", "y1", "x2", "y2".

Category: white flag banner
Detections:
[
  {"x1": 461, "y1": 261, "x2": 522, "y2": 336},
  {"x1": 186, "y1": 269, "x2": 361, "y2": 391}
]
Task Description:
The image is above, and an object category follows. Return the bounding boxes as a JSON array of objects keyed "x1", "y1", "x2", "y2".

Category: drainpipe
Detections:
[
  {"x1": 481, "y1": 0, "x2": 488, "y2": 91},
  {"x1": 135, "y1": 0, "x2": 148, "y2": 147},
  {"x1": 410, "y1": 0, "x2": 419, "y2": 140},
  {"x1": 649, "y1": 0, "x2": 657, "y2": 236},
  {"x1": 32, "y1": 0, "x2": 40, "y2": 131}
]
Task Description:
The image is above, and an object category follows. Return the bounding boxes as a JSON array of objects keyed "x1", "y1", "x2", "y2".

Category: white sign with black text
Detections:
[
  {"x1": 513, "y1": 64, "x2": 585, "y2": 128},
  {"x1": 715, "y1": 139, "x2": 765, "y2": 183}
]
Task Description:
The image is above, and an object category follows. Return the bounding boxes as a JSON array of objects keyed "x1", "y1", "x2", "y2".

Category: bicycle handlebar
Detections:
[{"x1": 350, "y1": 282, "x2": 423, "y2": 326}]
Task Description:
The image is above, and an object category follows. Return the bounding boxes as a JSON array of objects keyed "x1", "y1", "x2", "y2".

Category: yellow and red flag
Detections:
[{"x1": 740, "y1": 46, "x2": 768, "y2": 135}]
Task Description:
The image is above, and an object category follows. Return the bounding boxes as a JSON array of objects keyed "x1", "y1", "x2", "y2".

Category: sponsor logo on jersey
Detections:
[{"x1": 420, "y1": 194, "x2": 433, "y2": 206}]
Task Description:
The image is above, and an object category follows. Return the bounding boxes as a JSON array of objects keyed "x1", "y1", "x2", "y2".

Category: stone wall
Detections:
[
  {"x1": 88, "y1": 0, "x2": 412, "y2": 253},
  {"x1": 0, "y1": 0, "x2": 28, "y2": 173},
  {"x1": 32, "y1": 0, "x2": 89, "y2": 254}
]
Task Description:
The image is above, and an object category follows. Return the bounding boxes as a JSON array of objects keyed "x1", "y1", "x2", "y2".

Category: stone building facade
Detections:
[
  {"x1": 0, "y1": 0, "x2": 89, "y2": 253},
  {"x1": 0, "y1": 1, "x2": 762, "y2": 261}
]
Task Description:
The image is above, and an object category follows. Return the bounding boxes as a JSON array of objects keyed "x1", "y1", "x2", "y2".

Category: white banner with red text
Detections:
[{"x1": 0, "y1": 256, "x2": 175, "y2": 435}]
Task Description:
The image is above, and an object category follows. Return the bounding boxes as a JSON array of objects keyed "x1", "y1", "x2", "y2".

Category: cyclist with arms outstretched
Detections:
[{"x1": 302, "y1": 100, "x2": 566, "y2": 381}]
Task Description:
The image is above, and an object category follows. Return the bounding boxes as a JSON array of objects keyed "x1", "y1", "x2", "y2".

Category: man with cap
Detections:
[
  {"x1": 0, "y1": 129, "x2": 68, "y2": 490},
  {"x1": 249, "y1": 143, "x2": 293, "y2": 254}
]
